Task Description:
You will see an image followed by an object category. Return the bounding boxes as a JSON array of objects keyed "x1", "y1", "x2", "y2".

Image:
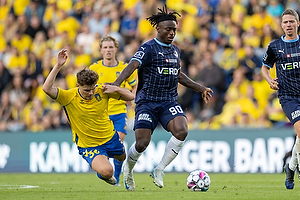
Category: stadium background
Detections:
[{"x1": 0, "y1": 0, "x2": 298, "y2": 172}]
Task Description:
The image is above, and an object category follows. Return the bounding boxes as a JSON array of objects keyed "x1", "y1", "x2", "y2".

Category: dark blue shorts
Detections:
[
  {"x1": 279, "y1": 96, "x2": 300, "y2": 124},
  {"x1": 77, "y1": 131, "x2": 125, "y2": 167},
  {"x1": 134, "y1": 100, "x2": 186, "y2": 131},
  {"x1": 109, "y1": 113, "x2": 127, "y2": 134}
]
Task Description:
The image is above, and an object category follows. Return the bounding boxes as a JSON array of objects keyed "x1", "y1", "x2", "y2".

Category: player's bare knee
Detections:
[
  {"x1": 174, "y1": 131, "x2": 187, "y2": 141},
  {"x1": 100, "y1": 168, "x2": 114, "y2": 179},
  {"x1": 135, "y1": 141, "x2": 149, "y2": 153},
  {"x1": 171, "y1": 126, "x2": 188, "y2": 141}
]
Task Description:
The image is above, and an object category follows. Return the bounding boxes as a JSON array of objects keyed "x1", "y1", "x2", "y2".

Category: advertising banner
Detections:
[{"x1": 0, "y1": 128, "x2": 295, "y2": 173}]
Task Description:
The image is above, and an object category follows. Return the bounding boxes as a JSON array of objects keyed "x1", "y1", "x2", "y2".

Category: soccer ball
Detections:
[{"x1": 187, "y1": 169, "x2": 211, "y2": 192}]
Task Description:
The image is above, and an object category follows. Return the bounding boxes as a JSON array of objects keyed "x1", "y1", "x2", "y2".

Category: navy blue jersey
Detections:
[
  {"x1": 262, "y1": 35, "x2": 300, "y2": 98},
  {"x1": 131, "y1": 38, "x2": 181, "y2": 102}
]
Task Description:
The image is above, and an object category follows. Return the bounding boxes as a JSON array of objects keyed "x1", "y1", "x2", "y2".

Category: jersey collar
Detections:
[
  {"x1": 154, "y1": 38, "x2": 172, "y2": 47},
  {"x1": 101, "y1": 60, "x2": 119, "y2": 67},
  {"x1": 281, "y1": 35, "x2": 299, "y2": 42}
]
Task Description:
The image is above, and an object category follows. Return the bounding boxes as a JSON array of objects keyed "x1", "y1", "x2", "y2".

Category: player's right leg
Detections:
[
  {"x1": 92, "y1": 155, "x2": 117, "y2": 185},
  {"x1": 280, "y1": 99, "x2": 300, "y2": 188},
  {"x1": 284, "y1": 140, "x2": 298, "y2": 189},
  {"x1": 285, "y1": 163, "x2": 295, "y2": 189}
]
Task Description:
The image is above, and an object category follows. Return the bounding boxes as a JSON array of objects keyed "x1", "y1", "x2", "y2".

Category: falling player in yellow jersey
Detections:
[
  {"x1": 43, "y1": 49, "x2": 134, "y2": 185},
  {"x1": 90, "y1": 36, "x2": 137, "y2": 185}
]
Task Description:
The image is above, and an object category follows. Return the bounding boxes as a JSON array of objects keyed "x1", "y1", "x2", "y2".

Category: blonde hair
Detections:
[
  {"x1": 99, "y1": 35, "x2": 119, "y2": 49},
  {"x1": 281, "y1": 9, "x2": 299, "y2": 21}
]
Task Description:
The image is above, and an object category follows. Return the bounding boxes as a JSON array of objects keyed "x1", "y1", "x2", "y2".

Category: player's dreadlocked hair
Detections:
[{"x1": 146, "y1": 4, "x2": 181, "y2": 28}]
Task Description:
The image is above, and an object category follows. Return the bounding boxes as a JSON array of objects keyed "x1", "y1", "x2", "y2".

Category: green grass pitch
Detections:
[{"x1": 0, "y1": 172, "x2": 299, "y2": 200}]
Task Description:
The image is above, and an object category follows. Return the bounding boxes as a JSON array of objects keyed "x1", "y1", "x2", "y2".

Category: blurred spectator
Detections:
[
  {"x1": 24, "y1": 0, "x2": 45, "y2": 24},
  {"x1": 242, "y1": 26, "x2": 261, "y2": 48},
  {"x1": 46, "y1": 27, "x2": 63, "y2": 56},
  {"x1": 43, "y1": 0, "x2": 60, "y2": 28},
  {"x1": 211, "y1": 67, "x2": 251, "y2": 127},
  {"x1": 30, "y1": 31, "x2": 47, "y2": 59},
  {"x1": 240, "y1": 45, "x2": 261, "y2": 81},
  {"x1": 0, "y1": 60, "x2": 12, "y2": 96},
  {"x1": 251, "y1": 67, "x2": 273, "y2": 112},
  {"x1": 25, "y1": 15, "x2": 48, "y2": 39},
  {"x1": 178, "y1": 64, "x2": 199, "y2": 112},
  {"x1": 24, "y1": 96, "x2": 50, "y2": 132},
  {"x1": 75, "y1": 24, "x2": 95, "y2": 55},
  {"x1": 12, "y1": 0, "x2": 30, "y2": 17},
  {"x1": 3, "y1": 13, "x2": 18, "y2": 43},
  {"x1": 120, "y1": 7, "x2": 139, "y2": 44},
  {"x1": 7, "y1": 98, "x2": 26, "y2": 132},
  {"x1": 10, "y1": 29, "x2": 32, "y2": 53},
  {"x1": 266, "y1": 92, "x2": 290, "y2": 128},
  {"x1": 0, "y1": 90, "x2": 12, "y2": 131},
  {"x1": 55, "y1": 9, "x2": 80, "y2": 43},
  {"x1": 247, "y1": 3, "x2": 277, "y2": 37},
  {"x1": 0, "y1": 0, "x2": 10, "y2": 22},
  {"x1": 103, "y1": 24, "x2": 125, "y2": 51},
  {"x1": 73, "y1": 45, "x2": 91, "y2": 69},
  {"x1": 219, "y1": 37, "x2": 244, "y2": 87},
  {"x1": 7, "y1": 74, "x2": 29, "y2": 106},
  {"x1": 56, "y1": 0, "x2": 72, "y2": 13},
  {"x1": 6, "y1": 47, "x2": 28, "y2": 75},
  {"x1": 266, "y1": 0, "x2": 284, "y2": 18},
  {"x1": 23, "y1": 51, "x2": 43, "y2": 100},
  {"x1": 16, "y1": 14, "x2": 29, "y2": 34},
  {"x1": 196, "y1": 51, "x2": 226, "y2": 118},
  {"x1": 246, "y1": 0, "x2": 261, "y2": 16},
  {"x1": 88, "y1": 9, "x2": 110, "y2": 37},
  {"x1": 285, "y1": 0, "x2": 300, "y2": 13},
  {"x1": 260, "y1": 24, "x2": 278, "y2": 49}
]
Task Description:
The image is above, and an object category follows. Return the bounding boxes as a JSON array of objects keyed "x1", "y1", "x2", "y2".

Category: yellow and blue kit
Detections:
[{"x1": 55, "y1": 85, "x2": 119, "y2": 148}]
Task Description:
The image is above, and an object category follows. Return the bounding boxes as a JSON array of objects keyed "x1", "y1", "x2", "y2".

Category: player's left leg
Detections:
[
  {"x1": 113, "y1": 131, "x2": 126, "y2": 186},
  {"x1": 151, "y1": 114, "x2": 187, "y2": 188},
  {"x1": 110, "y1": 114, "x2": 127, "y2": 186}
]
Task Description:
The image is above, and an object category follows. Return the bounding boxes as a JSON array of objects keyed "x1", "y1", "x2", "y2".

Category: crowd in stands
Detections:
[{"x1": 0, "y1": 0, "x2": 297, "y2": 132}]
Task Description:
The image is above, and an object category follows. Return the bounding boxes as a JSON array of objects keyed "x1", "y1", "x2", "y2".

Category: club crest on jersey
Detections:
[
  {"x1": 173, "y1": 51, "x2": 178, "y2": 58},
  {"x1": 133, "y1": 51, "x2": 145, "y2": 59},
  {"x1": 138, "y1": 113, "x2": 152, "y2": 122},
  {"x1": 94, "y1": 93, "x2": 102, "y2": 101}
]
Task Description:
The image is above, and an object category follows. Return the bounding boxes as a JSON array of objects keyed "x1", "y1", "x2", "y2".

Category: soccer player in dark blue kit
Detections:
[
  {"x1": 112, "y1": 5, "x2": 213, "y2": 191},
  {"x1": 261, "y1": 9, "x2": 300, "y2": 190}
]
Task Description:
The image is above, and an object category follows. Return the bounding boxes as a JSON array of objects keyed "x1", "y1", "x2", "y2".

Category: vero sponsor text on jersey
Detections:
[{"x1": 157, "y1": 67, "x2": 179, "y2": 75}]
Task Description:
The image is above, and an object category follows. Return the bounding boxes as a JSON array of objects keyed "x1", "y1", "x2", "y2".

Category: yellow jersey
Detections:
[
  {"x1": 89, "y1": 60, "x2": 137, "y2": 115},
  {"x1": 56, "y1": 85, "x2": 117, "y2": 148}
]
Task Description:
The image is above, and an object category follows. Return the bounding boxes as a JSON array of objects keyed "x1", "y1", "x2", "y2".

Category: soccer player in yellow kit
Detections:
[
  {"x1": 43, "y1": 49, "x2": 134, "y2": 185},
  {"x1": 90, "y1": 36, "x2": 137, "y2": 185}
]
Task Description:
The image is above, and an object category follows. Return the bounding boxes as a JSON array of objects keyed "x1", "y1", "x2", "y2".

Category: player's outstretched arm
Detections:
[
  {"x1": 178, "y1": 71, "x2": 213, "y2": 104},
  {"x1": 102, "y1": 84, "x2": 135, "y2": 101},
  {"x1": 43, "y1": 49, "x2": 68, "y2": 98},
  {"x1": 113, "y1": 60, "x2": 139, "y2": 86}
]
